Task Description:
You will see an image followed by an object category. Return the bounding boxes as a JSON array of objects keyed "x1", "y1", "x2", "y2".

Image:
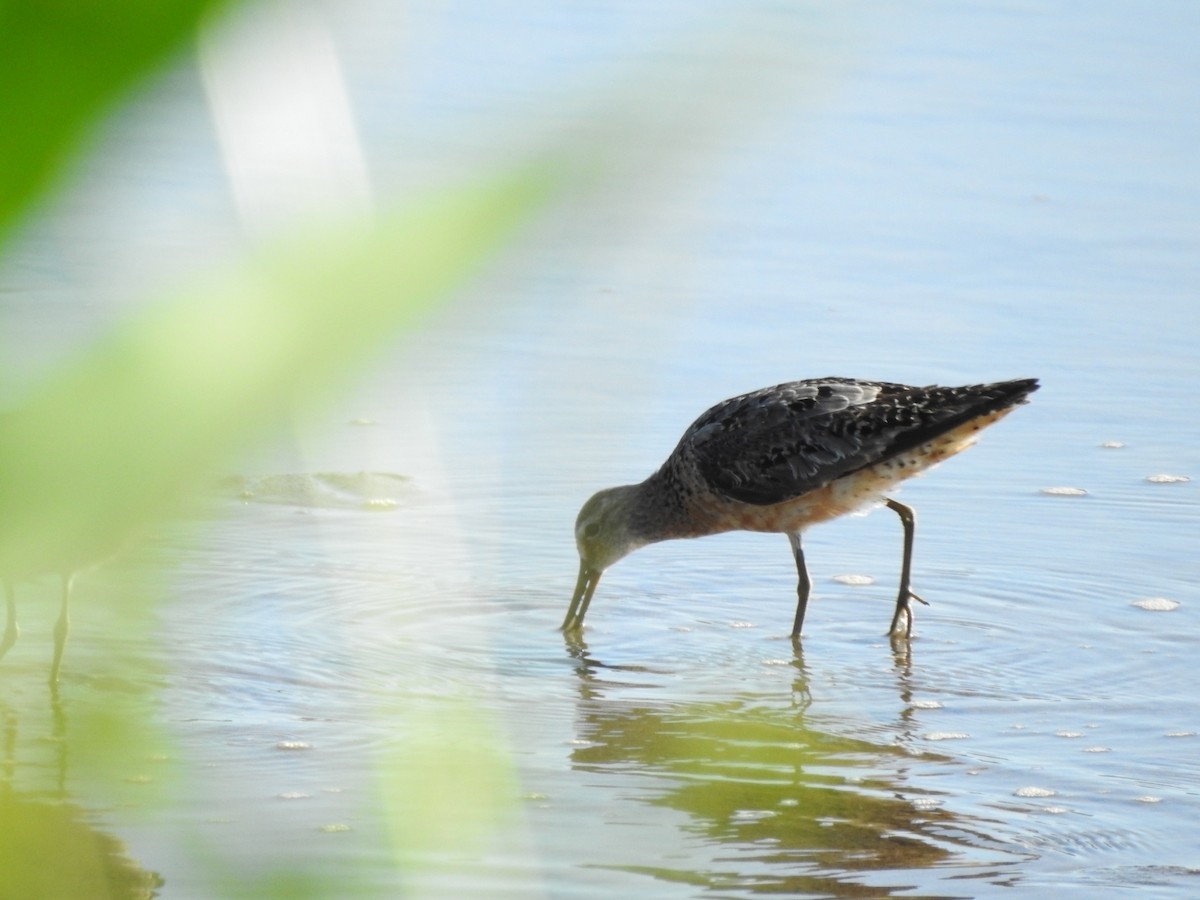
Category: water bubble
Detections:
[
  {"x1": 1099, "y1": 441, "x2": 1125, "y2": 449},
  {"x1": 924, "y1": 732, "x2": 969, "y2": 741},
  {"x1": 276, "y1": 740, "x2": 311, "y2": 751},
  {"x1": 1015, "y1": 787, "x2": 1056, "y2": 798},
  {"x1": 1145, "y1": 474, "x2": 1190, "y2": 484},
  {"x1": 1040, "y1": 486, "x2": 1088, "y2": 497},
  {"x1": 831, "y1": 574, "x2": 874, "y2": 586},
  {"x1": 731, "y1": 809, "x2": 776, "y2": 823},
  {"x1": 363, "y1": 497, "x2": 399, "y2": 510},
  {"x1": 1131, "y1": 597, "x2": 1180, "y2": 612}
]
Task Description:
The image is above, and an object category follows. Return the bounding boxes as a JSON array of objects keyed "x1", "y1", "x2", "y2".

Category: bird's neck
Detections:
[{"x1": 628, "y1": 464, "x2": 698, "y2": 543}]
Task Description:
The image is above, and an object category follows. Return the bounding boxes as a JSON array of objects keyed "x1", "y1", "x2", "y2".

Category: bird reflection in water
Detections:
[
  {"x1": 0, "y1": 694, "x2": 163, "y2": 897},
  {"x1": 563, "y1": 637, "x2": 1021, "y2": 896}
]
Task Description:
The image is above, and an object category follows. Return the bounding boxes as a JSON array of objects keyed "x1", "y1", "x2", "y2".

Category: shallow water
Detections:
[{"x1": 3, "y1": 2, "x2": 1200, "y2": 898}]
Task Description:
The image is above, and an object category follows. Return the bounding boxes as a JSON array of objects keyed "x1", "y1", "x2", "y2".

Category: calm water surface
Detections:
[{"x1": 2, "y1": 2, "x2": 1198, "y2": 897}]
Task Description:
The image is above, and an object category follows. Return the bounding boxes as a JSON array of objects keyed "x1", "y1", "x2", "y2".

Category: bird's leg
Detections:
[
  {"x1": 1, "y1": 581, "x2": 17, "y2": 661},
  {"x1": 787, "y1": 532, "x2": 811, "y2": 638},
  {"x1": 49, "y1": 574, "x2": 72, "y2": 686},
  {"x1": 885, "y1": 499, "x2": 927, "y2": 638}
]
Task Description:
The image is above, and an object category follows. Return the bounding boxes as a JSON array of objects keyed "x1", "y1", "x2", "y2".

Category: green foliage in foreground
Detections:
[
  {"x1": 0, "y1": 170, "x2": 550, "y2": 581},
  {"x1": 0, "y1": 0, "x2": 239, "y2": 245},
  {"x1": 0, "y1": 2, "x2": 550, "y2": 896}
]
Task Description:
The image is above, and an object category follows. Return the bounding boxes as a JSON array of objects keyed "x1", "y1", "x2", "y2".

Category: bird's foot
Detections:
[{"x1": 887, "y1": 588, "x2": 928, "y2": 638}]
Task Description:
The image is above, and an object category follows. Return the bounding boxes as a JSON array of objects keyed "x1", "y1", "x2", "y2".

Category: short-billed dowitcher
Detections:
[{"x1": 562, "y1": 377, "x2": 1038, "y2": 638}]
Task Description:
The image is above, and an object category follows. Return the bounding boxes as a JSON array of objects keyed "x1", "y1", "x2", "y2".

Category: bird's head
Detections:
[
  {"x1": 561, "y1": 484, "x2": 646, "y2": 632},
  {"x1": 573, "y1": 485, "x2": 646, "y2": 572}
]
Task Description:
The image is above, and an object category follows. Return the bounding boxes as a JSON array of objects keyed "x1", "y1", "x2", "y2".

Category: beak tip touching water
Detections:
[{"x1": 561, "y1": 562, "x2": 602, "y2": 632}]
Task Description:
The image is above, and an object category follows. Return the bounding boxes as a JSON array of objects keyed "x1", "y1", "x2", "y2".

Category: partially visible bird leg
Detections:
[
  {"x1": 787, "y1": 532, "x2": 811, "y2": 638},
  {"x1": 49, "y1": 574, "x2": 72, "y2": 686},
  {"x1": 1, "y1": 581, "x2": 17, "y2": 661},
  {"x1": 885, "y1": 498, "x2": 928, "y2": 638}
]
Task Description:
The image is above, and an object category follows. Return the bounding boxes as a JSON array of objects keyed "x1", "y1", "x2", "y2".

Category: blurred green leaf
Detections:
[
  {"x1": 0, "y1": 168, "x2": 551, "y2": 580},
  {"x1": 0, "y1": 0, "x2": 238, "y2": 244},
  {"x1": 218, "y1": 871, "x2": 344, "y2": 900},
  {"x1": 377, "y1": 697, "x2": 520, "y2": 866}
]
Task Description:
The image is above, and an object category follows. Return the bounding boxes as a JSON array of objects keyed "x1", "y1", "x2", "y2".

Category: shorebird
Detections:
[
  {"x1": 1, "y1": 575, "x2": 74, "y2": 686},
  {"x1": 562, "y1": 377, "x2": 1039, "y2": 638}
]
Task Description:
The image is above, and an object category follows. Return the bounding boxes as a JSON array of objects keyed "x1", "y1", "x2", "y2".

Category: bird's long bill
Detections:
[{"x1": 561, "y1": 562, "x2": 601, "y2": 631}]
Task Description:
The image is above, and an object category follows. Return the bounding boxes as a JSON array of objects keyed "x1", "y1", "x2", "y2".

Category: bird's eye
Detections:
[{"x1": 584, "y1": 522, "x2": 600, "y2": 538}]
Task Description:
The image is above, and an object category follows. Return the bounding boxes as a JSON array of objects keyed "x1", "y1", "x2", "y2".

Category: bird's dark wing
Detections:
[{"x1": 681, "y1": 377, "x2": 1038, "y2": 505}]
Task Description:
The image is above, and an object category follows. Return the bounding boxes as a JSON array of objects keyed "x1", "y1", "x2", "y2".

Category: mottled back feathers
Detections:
[{"x1": 676, "y1": 378, "x2": 1038, "y2": 506}]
